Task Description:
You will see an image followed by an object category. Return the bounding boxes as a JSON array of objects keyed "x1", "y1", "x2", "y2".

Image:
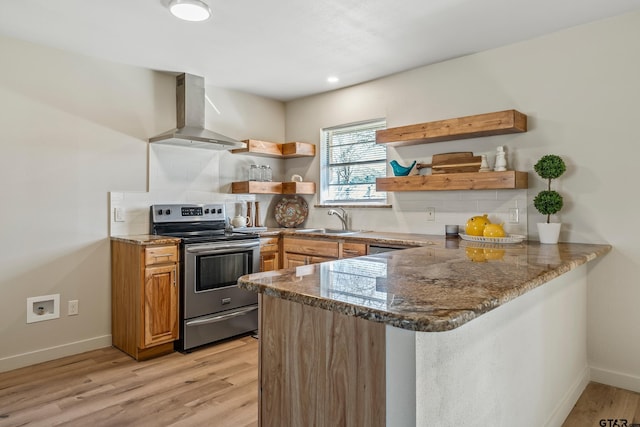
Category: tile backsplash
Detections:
[
  {"x1": 109, "y1": 190, "x2": 255, "y2": 236},
  {"x1": 110, "y1": 188, "x2": 527, "y2": 237},
  {"x1": 387, "y1": 189, "x2": 528, "y2": 236}
]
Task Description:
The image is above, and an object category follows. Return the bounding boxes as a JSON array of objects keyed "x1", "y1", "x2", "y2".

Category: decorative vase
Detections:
[
  {"x1": 494, "y1": 146, "x2": 507, "y2": 171},
  {"x1": 479, "y1": 155, "x2": 491, "y2": 172},
  {"x1": 390, "y1": 160, "x2": 416, "y2": 176},
  {"x1": 537, "y1": 223, "x2": 561, "y2": 244}
]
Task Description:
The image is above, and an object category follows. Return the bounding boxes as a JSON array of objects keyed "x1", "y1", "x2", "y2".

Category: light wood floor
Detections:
[
  {"x1": 1, "y1": 336, "x2": 639, "y2": 427},
  {"x1": 563, "y1": 382, "x2": 640, "y2": 427},
  {"x1": 0, "y1": 336, "x2": 258, "y2": 427}
]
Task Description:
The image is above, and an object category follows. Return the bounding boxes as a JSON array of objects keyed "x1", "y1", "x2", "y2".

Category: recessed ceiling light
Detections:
[
  {"x1": 327, "y1": 76, "x2": 339, "y2": 83},
  {"x1": 169, "y1": 0, "x2": 211, "y2": 22}
]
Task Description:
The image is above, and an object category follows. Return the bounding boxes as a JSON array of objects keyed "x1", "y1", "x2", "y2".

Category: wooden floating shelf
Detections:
[
  {"x1": 281, "y1": 142, "x2": 316, "y2": 158},
  {"x1": 231, "y1": 181, "x2": 316, "y2": 195},
  {"x1": 232, "y1": 181, "x2": 282, "y2": 194},
  {"x1": 376, "y1": 171, "x2": 528, "y2": 192},
  {"x1": 282, "y1": 182, "x2": 316, "y2": 194},
  {"x1": 232, "y1": 139, "x2": 316, "y2": 158},
  {"x1": 376, "y1": 110, "x2": 527, "y2": 146}
]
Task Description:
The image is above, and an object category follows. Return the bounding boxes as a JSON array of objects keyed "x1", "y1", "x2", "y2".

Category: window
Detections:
[{"x1": 320, "y1": 119, "x2": 387, "y2": 204}]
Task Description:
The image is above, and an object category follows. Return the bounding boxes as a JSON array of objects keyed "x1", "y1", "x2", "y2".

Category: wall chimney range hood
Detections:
[{"x1": 149, "y1": 73, "x2": 245, "y2": 150}]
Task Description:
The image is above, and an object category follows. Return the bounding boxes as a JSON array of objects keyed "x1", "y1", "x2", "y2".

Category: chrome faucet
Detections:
[{"x1": 328, "y1": 208, "x2": 348, "y2": 230}]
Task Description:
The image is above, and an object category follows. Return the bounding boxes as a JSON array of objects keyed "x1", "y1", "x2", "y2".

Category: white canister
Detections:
[{"x1": 231, "y1": 215, "x2": 249, "y2": 228}]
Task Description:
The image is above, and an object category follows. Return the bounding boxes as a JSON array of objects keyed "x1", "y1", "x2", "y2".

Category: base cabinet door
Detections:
[
  {"x1": 260, "y1": 252, "x2": 280, "y2": 272},
  {"x1": 283, "y1": 252, "x2": 307, "y2": 268},
  {"x1": 111, "y1": 239, "x2": 180, "y2": 361},
  {"x1": 143, "y1": 264, "x2": 178, "y2": 347},
  {"x1": 282, "y1": 237, "x2": 339, "y2": 268},
  {"x1": 260, "y1": 237, "x2": 280, "y2": 272}
]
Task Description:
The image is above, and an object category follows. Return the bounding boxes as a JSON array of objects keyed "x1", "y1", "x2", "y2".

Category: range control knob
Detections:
[
  {"x1": 204, "y1": 209, "x2": 210, "y2": 214},
  {"x1": 157, "y1": 209, "x2": 163, "y2": 215},
  {"x1": 165, "y1": 209, "x2": 171, "y2": 215},
  {"x1": 217, "y1": 208, "x2": 222, "y2": 214}
]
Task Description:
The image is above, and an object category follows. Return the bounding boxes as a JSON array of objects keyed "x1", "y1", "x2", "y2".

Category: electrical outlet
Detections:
[
  {"x1": 114, "y1": 207, "x2": 125, "y2": 222},
  {"x1": 426, "y1": 207, "x2": 435, "y2": 222},
  {"x1": 508, "y1": 208, "x2": 519, "y2": 223},
  {"x1": 68, "y1": 300, "x2": 79, "y2": 316}
]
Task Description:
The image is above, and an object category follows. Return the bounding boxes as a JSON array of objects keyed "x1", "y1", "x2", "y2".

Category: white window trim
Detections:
[{"x1": 320, "y1": 118, "x2": 387, "y2": 205}]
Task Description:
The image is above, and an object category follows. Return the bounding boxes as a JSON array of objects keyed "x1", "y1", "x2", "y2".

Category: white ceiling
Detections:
[{"x1": 1, "y1": 0, "x2": 639, "y2": 101}]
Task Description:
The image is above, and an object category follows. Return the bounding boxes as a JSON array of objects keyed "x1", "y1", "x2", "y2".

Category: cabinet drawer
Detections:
[
  {"x1": 260, "y1": 237, "x2": 280, "y2": 253},
  {"x1": 283, "y1": 237, "x2": 339, "y2": 258},
  {"x1": 145, "y1": 245, "x2": 178, "y2": 266},
  {"x1": 342, "y1": 242, "x2": 367, "y2": 258}
]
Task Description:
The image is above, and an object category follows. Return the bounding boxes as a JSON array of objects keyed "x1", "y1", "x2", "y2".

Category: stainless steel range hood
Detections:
[{"x1": 149, "y1": 73, "x2": 245, "y2": 150}]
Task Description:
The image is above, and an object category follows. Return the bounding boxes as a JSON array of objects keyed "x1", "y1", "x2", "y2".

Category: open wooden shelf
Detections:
[
  {"x1": 376, "y1": 110, "x2": 527, "y2": 146},
  {"x1": 232, "y1": 181, "x2": 282, "y2": 194},
  {"x1": 231, "y1": 181, "x2": 316, "y2": 195},
  {"x1": 232, "y1": 139, "x2": 316, "y2": 158},
  {"x1": 376, "y1": 171, "x2": 528, "y2": 192},
  {"x1": 282, "y1": 182, "x2": 316, "y2": 194}
]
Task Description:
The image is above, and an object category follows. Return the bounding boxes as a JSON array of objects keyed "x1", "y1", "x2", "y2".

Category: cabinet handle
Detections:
[
  {"x1": 343, "y1": 249, "x2": 361, "y2": 255},
  {"x1": 154, "y1": 254, "x2": 172, "y2": 259}
]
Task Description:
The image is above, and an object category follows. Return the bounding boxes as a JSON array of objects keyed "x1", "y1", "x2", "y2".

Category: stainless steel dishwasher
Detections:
[{"x1": 367, "y1": 244, "x2": 413, "y2": 254}]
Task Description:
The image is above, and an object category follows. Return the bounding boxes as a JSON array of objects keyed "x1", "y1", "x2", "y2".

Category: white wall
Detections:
[
  {"x1": 285, "y1": 11, "x2": 640, "y2": 391},
  {"x1": 0, "y1": 35, "x2": 285, "y2": 371},
  {"x1": 0, "y1": 36, "x2": 150, "y2": 370}
]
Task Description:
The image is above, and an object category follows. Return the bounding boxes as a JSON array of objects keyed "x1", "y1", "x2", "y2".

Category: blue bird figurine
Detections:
[{"x1": 390, "y1": 160, "x2": 416, "y2": 176}]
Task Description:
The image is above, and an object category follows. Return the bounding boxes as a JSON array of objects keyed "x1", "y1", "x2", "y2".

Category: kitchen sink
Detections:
[{"x1": 294, "y1": 228, "x2": 364, "y2": 235}]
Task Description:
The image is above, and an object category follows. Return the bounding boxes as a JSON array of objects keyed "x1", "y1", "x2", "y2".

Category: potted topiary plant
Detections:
[{"x1": 533, "y1": 154, "x2": 566, "y2": 244}]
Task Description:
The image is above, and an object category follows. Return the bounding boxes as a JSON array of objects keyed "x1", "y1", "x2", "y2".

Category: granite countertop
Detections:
[
  {"x1": 239, "y1": 238, "x2": 611, "y2": 332},
  {"x1": 261, "y1": 228, "x2": 438, "y2": 247},
  {"x1": 110, "y1": 234, "x2": 182, "y2": 246}
]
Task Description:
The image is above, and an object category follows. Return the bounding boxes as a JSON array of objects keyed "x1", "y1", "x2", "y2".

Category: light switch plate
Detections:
[{"x1": 114, "y1": 207, "x2": 125, "y2": 222}]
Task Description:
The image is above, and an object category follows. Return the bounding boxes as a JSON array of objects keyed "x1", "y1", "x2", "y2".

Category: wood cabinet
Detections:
[
  {"x1": 283, "y1": 252, "x2": 310, "y2": 268},
  {"x1": 376, "y1": 109, "x2": 527, "y2": 146},
  {"x1": 341, "y1": 241, "x2": 367, "y2": 258},
  {"x1": 282, "y1": 236, "x2": 339, "y2": 267},
  {"x1": 376, "y1": 170, "x2": 528, "y2": 192},
  {"x1": 260, "y1": 237, "x2": 280, "y2": 272},
  {"x1": 282, "y1": 236, "x2": 367, "y2": 266},
  {"x1": 111, "y1": 240, "x2": 179, "y2": 361}
]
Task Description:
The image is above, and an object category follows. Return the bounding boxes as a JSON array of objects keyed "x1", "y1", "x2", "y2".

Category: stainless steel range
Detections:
[{"x1": 150, "y1": 204, "x2": 259, "y2": 352}]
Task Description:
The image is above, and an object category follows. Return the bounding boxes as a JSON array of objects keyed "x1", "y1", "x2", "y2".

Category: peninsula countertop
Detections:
[{"x1": 239, "y1": 236, "x2": 611, "y2": 332}]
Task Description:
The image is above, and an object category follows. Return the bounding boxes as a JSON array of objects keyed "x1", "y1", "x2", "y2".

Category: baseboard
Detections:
[
  {"x1": 545, "y1": 365, "x2": 590, "y2": 427},
  {"x1": 590, "y1": 365, "x2": 640, "y2": 393},
  {"x1": 0, "y1": 335, "x2": 112, "y2": 373}
]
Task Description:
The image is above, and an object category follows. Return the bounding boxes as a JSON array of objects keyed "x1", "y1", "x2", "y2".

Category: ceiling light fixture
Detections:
[
  {"x1": 169, "y1": 0, "x2": 211, "y2": 22},
  {"x1": 327, "y1": 76, "x2": 339, "y2": 83}
]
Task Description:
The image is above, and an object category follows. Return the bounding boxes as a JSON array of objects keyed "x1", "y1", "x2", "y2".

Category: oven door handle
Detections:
[
  {"x1": 186, "y1": 242, "x2": 260, "y2": 254},
  {"x1": 185, "y1": 305, "x2": 258, "y2": 327}
]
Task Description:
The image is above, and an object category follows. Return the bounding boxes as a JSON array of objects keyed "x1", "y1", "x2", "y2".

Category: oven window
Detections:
[{"x1": 196, "y1": 252, "x2": 250, "y2": 292}]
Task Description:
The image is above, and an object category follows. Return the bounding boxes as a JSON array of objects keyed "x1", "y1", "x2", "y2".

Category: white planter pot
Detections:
[{"x1": 537, "y1": 222, "x2": 562, "y2": 244}]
